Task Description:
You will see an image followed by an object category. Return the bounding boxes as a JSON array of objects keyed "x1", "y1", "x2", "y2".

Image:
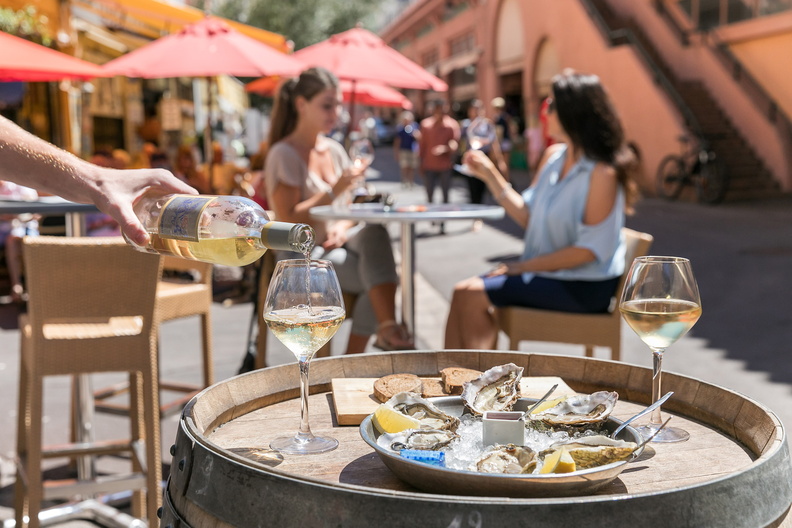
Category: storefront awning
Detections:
[{"x1": 73, "y1": 0, "x2": 289, "y2": 52}]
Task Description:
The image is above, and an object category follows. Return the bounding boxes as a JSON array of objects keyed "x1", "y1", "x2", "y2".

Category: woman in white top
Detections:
[
  {"x1": 444, "y1": 69, "x2": 639, "y2": 350},
  {"x1": 265, "y1": 67, "x2": 414, "y2": 353}
]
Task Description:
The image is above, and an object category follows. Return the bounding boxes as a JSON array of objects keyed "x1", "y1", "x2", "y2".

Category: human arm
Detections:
[
  {"x1": 463, "y1": 149, "x2": 529, "y2": 228},
  {"x1": 489, "y1": 138, "x2": 509, "y2": 178},
  {"x1": 0, "y1": 115, "x2": 196, "y2": 246},
  {"x1": 488, "y1": 162, "x2": 620, "y2": 277}
]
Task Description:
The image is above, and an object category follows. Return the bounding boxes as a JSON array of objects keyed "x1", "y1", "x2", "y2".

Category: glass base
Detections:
[
  {"x1": 270, "y1": 434, "x2": 338, "y2": 455},
  {"x1": 637, "y1": 424, "x2": 690, "y2": 443}
]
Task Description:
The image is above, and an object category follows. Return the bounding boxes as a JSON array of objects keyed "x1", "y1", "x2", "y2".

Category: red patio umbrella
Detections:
[
  {"x1": 102, "y1": 16, "x2": 304, "y2": 191},
  {"x1": 293, "y1": 27, "x2": 447, "y2": 92},
  {"x1": 246, "y1": 77, "x2": 412, "y2": 109},
  {"x1": 0, "y1": 31, "x2": 108, "y2": 82},
  {"x1": 101, "y1": 16, "x2": 303, "y2": 79},
  {"x1": 292, "y1": 27, "x2": 443, "y2": 138}
]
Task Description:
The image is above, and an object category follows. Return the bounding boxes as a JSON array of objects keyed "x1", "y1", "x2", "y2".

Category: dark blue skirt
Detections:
[{"x1": 483, "y1": 274, "x2": 620, "y2": 313}]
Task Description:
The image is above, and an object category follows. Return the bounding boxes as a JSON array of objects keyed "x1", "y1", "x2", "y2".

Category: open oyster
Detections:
[
  {"x1": 460, "y1": 363, "x2": 523, "y2": 416},
  {"x1": 530, "y1": 391, "x2": 618, "y2": 432},
  {"x1": 387, "y1": 392, "x2": 461, "y2": 432},
  {"x1": 378, "y1": 429, "x2": 460, "y2": 451},
  {"x1": 543, "y1": 435, "x2": 638, "y2": 469},
  {"x1": 472, "y1": 444, "x2": 537, "y2": 474}
]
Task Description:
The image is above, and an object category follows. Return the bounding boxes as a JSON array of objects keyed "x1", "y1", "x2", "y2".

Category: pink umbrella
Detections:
[
  {"x1": 293, "y1": 27, "x2": 446, "y2": 91},
  {"x1": 293, "y1": 26, "x2": 441, "y2": 137},
  {"x1": 101, "y1": 16, "x2": 303, "y2": 79},
  {"x1": 0, "y1": 31, "x2": 108, "y2": 82},
  {"x1": 102, "y1": 16, "x2": 304, "y2": 192}
]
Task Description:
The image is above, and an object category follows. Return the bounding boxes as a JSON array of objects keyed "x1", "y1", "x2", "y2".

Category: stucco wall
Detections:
[{"x1": 494, "y1": 0, "x2": 686, "y2": 192}]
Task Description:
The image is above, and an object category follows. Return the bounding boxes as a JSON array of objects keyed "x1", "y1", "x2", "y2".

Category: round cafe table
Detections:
[{"x1": 310, "y1": 203, "x2": 505, "y2": 336}]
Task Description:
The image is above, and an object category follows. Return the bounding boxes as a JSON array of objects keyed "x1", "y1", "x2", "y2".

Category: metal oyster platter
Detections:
[{"x1": 359, "y1": 396, "x2": 644, "y2": 498}]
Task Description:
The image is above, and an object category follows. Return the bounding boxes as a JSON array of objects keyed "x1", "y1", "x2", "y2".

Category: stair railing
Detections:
[
  {"x1": 579, "y1": 0, "x2": 704, "y2": 140},
  {"x1": 654, "y1": 0, "x2": 792, "y2": 185}
]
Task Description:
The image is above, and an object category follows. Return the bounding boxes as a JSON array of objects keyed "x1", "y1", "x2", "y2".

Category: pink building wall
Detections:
[{"x1": 382, "y1": 0, "x2": 791, "y2": 191}]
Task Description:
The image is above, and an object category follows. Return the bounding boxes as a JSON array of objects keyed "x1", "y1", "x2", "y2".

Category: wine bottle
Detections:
[{"x1": 126, "y1": 194, "x2": 315, "y2": 267}]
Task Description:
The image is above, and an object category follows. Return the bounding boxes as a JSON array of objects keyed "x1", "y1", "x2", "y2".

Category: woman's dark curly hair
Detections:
[{"x1": 552, "y1": 69, "x2": 639, "y2": 211}]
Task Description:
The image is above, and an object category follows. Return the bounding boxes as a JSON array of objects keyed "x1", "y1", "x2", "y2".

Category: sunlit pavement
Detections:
[{"x1": 1, "y1": 145, "x2": 791, "y2": 525}]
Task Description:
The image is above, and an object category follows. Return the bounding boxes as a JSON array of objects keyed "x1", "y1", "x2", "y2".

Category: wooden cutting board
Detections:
[{"x1": 331, "y1": 376, "x2": 577, "y2": 426}]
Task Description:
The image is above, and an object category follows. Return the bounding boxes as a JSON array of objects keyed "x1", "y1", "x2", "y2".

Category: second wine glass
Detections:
[
  {"x1": 263, "y1": 259, "x2": 346, "y2": 455},
  {"x1": 619, "y1": 256, "x2": 702, "y2": 443}
]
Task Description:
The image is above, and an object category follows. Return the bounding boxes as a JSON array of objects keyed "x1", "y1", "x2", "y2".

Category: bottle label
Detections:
[{"x1": 158, "y1": 195, "x2": 214, "y2": 242}]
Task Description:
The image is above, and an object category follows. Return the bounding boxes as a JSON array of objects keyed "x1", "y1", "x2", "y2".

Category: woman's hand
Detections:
[
  {"x1": 333, "y1": 165, "x2": 365, "y2": 196},
  {"x1": 322, "y1": 222, "x2": 350, "y2": 251},
  {"x1": 485, "y1": 261, "x2": 524, "y2": 277},
  {"x1": 463, "y1": 150, "x2": 497, "y2": 181}
]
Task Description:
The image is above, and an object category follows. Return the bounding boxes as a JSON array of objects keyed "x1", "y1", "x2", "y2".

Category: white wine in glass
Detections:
[
  {"x1": 620, "y1": 256, "x2": 702, "y2": 443},
  {"x1": 263, "y1": 259, "x2": 345, "y2": 455}
]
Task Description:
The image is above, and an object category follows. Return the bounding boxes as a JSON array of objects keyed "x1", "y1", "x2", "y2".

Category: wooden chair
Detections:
[
  {"x1": 94, "y1": 256, "x2": 214, "y2": 417},
  {"x1": 15, "y1": 237, "x2": 162, "y2": 528},
  {"x1": 495, "y1": 228, "x2": 654, "y2": 361}
]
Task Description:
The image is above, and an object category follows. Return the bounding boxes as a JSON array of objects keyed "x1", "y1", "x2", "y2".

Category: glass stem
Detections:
[
  {"x1": 296, "y1": 358, "x2": 314, "y2": 442},
  {"x1": 650, "y1": 347, "x2": 665, "y2": 428}
]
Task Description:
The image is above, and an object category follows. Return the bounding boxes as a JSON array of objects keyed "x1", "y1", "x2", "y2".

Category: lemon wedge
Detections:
[
  {"x1": 529, "y1": 396, "x2": 568, "y2": 415},
  {"x1": 372, "y1": 405, "x2": 422, "y2": 434},
  {"x1": 539, "y1": 447, "x2": 577, "y2": 474}
]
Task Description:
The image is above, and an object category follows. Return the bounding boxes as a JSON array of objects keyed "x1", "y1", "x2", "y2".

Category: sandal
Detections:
[{"x1": 373, "y1": 320, "x2": 415, "y2": 351}]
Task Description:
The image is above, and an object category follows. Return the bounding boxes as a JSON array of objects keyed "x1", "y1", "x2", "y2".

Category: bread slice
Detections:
[
  {"x1": 421, "y1": 378, "x2": 446, "y2": 398},
  {"x1": 373, "y1": 374, "x2": 423, "y2": 403},
  {"x1": 441, "y1": 367, "x2": 482, "y2": 395}
]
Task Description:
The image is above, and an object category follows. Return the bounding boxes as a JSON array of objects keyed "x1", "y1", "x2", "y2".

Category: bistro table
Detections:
[{"x1": 309, "y1": 203, "x2": 505, "y2": 336}]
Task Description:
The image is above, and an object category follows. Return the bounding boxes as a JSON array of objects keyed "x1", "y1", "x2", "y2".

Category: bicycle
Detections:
[{"x1": 656, "y1": 135, "x2": 729, "y2": 204}]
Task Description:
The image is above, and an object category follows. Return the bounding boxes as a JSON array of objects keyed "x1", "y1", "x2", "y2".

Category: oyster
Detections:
[
  {"x1": 460, "y1": 363, "x2": 523, "y2": 416},
  {"x1": 387, "y1": 392, "x2": 460, "y2": 432},
  {"x1": 530, "y1": 391, "x2": 618, "y2": 431},
  {"x1": 544, "y1": 435, "x2": 638, "y2": 469},
  {"x1": 378, "y1": 428, "x2": 460, "y2": 451},
  {"x1": 472, "y1": 444, "x2": 537, "y2": 474}
]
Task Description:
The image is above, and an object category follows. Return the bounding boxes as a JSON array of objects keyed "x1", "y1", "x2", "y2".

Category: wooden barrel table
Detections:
[{"x1": 160, "y1": 351, "x2": 792, "y2": 527}]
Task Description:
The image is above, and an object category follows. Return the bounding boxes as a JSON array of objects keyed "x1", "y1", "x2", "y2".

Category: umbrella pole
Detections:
[
  {"x1": 204, "y1": 76, "x2": 216, "y2": 193},
  {"x1": 345, "y1": 80, "x2": 357, "y2": 149}
]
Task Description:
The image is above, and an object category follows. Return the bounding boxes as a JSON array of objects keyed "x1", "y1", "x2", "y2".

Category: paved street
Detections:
[{"x1": 0, "y1": 145, "x2": 791, "y2": 525}]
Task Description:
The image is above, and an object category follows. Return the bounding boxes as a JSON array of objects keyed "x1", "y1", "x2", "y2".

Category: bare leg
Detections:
[
  {"x1": 344, "y1": 282, "x2": 412, "y2": 354},
  {"x1": 345, "y1": 333, "x2": 370, "y2": 355},
  {"x1": 444, "y1": 276, "x2": 498, "y2": 350}
]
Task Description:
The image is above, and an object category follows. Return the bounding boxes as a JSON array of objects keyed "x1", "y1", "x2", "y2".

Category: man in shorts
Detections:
[{"x1": 393, "y1": 111, "x2": 420, "y2": 188}]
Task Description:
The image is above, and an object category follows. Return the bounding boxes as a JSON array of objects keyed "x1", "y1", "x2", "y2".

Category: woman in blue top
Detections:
[{"x1": 444, "y1": 70, "x2": 639, "y2": 349}]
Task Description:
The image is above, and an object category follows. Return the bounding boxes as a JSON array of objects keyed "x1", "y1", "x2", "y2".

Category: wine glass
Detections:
[
  {"x1": 349, "y1": 137, "x2": 375, "y2": 169},
  {"x1": 456, "y1": 117, "x2": 497, "y2": 176},
  {"x1": 349, "y1": 138, "x2": 374, "y2": 200},
  {"x1": 619, "y1": 256, "x2": 702, "y2": 443},
  {"x1": 263, "y1": 259, "x2": 346, "y2": 454},
  {"x1": 466, "y1": 117, "x2": 497, "y2": 151}
]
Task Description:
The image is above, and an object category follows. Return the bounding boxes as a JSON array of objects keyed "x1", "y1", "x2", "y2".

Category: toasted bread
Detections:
[
  {"x1": 373, "y1": 373, "x2": 423, "y2": 403},
  {"x1": 441, "y1": 367, "x2": 482, "y2": 395},
  {"x1": 420, "y1": 378, "x2": 447, "y2": 398}
]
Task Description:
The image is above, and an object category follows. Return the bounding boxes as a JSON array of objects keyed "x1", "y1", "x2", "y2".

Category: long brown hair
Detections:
[
  {"x1": 268, "y1": 67, "x2": 339, "y2": 147},
  {"x1": 552, "y1": 69, "x2": 639, "y2": 212}
]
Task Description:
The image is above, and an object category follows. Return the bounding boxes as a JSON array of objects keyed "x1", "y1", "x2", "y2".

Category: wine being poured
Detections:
[{"x1": 263, "y1": 259, "x2": 345, "y2": 455}]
